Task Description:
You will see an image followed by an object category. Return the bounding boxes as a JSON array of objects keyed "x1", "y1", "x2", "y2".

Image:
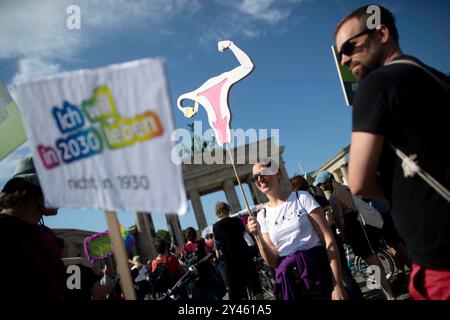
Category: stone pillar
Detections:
[
  {"x1": 189, "y1": 190, "x2": 208, "y2": 231},
  {"x1": 332, "y1": 171, "x2": 343, "y2": 184},
  {"x1": 135, "y1": 212, "x2": 157, "y2": 262},
  {"x1": 247, "y1": 175, "x2": 267, "y2": 205},
  {"x1": 165, "y1": 214, "x2": 185, "y2": 249},
  {"x1": 320, "y1": 188, "x2": 332, "y2": 200},
  {"x1": 340, "y1": 166, "x2": 349, "y2": 186},
  {"x1": 143, "y1": 213, "x2": 157, "y2": 239},
  {"x1": 223, "y1": 179, "x2": 242, "y2": 213},
  {"x1": 279, "y1": 160, "x2": 292, "y2": 191},
  {"x1": 247, "y1": 179, "x2": 260, "y2": 205}
]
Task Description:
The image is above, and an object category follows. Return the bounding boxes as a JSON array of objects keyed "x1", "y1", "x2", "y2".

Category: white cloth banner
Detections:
[{"x1": 13, "y1": 58, "x2": 187, "y2": 215}]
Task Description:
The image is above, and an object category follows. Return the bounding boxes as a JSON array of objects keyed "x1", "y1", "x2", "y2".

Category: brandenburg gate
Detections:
[{"x1": 133, "y1": 138, "x2": 290, "y2": 262}]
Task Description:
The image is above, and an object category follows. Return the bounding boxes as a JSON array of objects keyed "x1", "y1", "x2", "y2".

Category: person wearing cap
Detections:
[
  {"x1": 0, "y1": 156, "x2": 66, "y2": 300},
  {"x1": 290, "y1": 174, "x2": 364, "y2": 300},
  {"x1": 247, "y1": 159, "x2": 347, "y2": 300},
  {"x1": 313, "y1": 171, "x2": 394, "y2": 299}
]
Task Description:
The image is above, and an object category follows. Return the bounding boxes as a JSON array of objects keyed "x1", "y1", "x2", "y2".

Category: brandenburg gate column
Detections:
[
  {"x1": 247, "y1": 175, "x2": 267, "y2": 205},
  {"x1": 223, "y1": 179, "x2": 242, "y2": 213},
  {"x1": 189, "y1": 190, "x2": 208, "y2": 231},
  {"x1": 165, "y1": 214, "x2": 185, "y2": 248},
  {"x1": 135, "y1": 212, "x2": 157, "y2": 262},
  {"x1": 332, "y1": 171, "x2": 344, "y2": 184},
  {"x1": 340, "y1": 166, "x2": 349, "y2": 185},
  {"x1": 279, "y1": 159, "x2": 292, "y2": 191}
]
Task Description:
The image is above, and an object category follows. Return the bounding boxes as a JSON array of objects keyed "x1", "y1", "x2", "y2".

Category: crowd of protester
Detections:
[{"x1": 1, "y1": 4, "x2": 448, "y2": 301}]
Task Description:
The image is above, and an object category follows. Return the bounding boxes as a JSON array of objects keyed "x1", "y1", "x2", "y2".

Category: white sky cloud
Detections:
[
  {"x1": 0, "y1": 0, "x2": 201, "y2": 84},
  {"x1": 199, "y1": 0, "x2": 304, "y2": 46},
  {"x1": 12, "y1": 57, "x2": 62, "y2": 85},
  {"x1": 0, "y1": 0, "x2": 202, "y2": 60},
  {"x1": 0, "y1": 0, "x2": 303, "y2": 84},
  {"x1": 220, "y1": 0, "x2": 303, "y2": 24},
  {"x1": 239, "y1": 0, "x2": 289, "y2": 23}
]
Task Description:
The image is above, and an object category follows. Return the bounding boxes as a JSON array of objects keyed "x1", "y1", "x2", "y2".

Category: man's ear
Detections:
[{"x1": 377, "y1": 25, "x2": 390, "y2": 44}]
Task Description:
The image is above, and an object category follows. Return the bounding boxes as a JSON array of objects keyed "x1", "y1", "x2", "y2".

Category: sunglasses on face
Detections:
[
  {"x1": 318, "y1": 182, "x2": 331, "y2": 188},
  {"x1": 251, "y1": 173, "x2": 267, "y2": 183},
  {"x1": 337, "y1": 29, "x2": 376, "y2": 62},
  {"x1": 251, "y1": 167, "x2": 278, "y2": 183}
]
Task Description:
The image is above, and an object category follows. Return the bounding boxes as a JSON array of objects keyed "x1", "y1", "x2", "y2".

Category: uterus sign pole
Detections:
[{"x1": 177, "y1": 40, "x2": 255, "y2": 217}]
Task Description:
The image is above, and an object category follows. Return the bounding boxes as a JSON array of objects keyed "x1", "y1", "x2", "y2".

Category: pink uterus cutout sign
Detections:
[
  {"x1": 177, "y1": 40, "x2": 254, "y2": 145},
  {"x1": 197, "y1": 78, "x2": 229, "y2": 144}
]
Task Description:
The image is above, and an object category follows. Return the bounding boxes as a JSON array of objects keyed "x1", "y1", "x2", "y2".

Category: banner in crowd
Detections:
[
  {"x1": 13, "y1": 58, "x2": 187, "y2": 214},
  {"x1": 0, "y1": 81, "x2": 27, "y2": 161}
]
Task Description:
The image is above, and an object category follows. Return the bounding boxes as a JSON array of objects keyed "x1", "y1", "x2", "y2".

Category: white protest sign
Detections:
[
  {"x1": 0, "y1": 81, "x2": 27, "y2": 161},
  {"x1": 13, "y1": 58, "x2": 187, "y2": 215}
]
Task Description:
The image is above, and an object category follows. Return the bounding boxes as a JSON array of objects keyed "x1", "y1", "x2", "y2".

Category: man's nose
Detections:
[{"x1": 341, "y1": 54, "x2": 351, "y2": 66}]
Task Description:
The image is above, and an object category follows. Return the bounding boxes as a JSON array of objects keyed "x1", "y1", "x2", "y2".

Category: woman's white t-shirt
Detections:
[{"x1": 257, "y1": 191, "x2": 322, "y2": 257}]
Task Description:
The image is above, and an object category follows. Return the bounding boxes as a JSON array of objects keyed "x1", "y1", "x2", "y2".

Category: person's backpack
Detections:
[{"x1": 150, "y1": 260, "x2": 170, "y2": 293}]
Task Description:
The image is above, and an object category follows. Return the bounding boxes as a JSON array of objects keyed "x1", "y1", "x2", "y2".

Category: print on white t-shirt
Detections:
[{"x1": 257, "y1": 191, "x2": 322, "y2": 257}]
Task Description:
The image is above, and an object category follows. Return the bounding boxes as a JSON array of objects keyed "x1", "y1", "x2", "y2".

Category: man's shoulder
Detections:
[
  {"x1": 359, "y1": 55, "x2": 441, "y2": 91},
  {"x1": 0, "y1": 214, "x2": 36, "y2": 235},
  {"x1": 358, "y1": 65, "x2": 401, "y2": 94},
  {"x1": 0, "y1": 214, "x2": 18, "y2": 242},
  {"x1": 0, "y1": 213, "x2": 18, "y2": 223},
  {"x1": 230, "y1": 216, "x2": 244, "y2": 225},
  {"x1": 213, "y1": 217, "x2": 227, "y2": 229}
]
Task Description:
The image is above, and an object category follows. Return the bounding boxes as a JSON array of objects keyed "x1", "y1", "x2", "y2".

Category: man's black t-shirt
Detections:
[
  {"x1": 352, "y1": 55, "x2": 450, "y2": 269},
  {"x1": 213, "y1": 216, "x2": 259, "y2": 300},
  {"x1": 213, "y1": 217, "x2": 250, "y2": 260}
]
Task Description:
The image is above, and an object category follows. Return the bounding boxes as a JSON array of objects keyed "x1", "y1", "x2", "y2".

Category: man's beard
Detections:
[{"x1": 353, "y1": 47, "x2": 385, "y2": 81}]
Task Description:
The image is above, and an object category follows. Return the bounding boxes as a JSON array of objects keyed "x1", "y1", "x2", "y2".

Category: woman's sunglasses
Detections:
[
  {"x1": 251, "y1": 167, "x2": 278, "y2": 183},
  {"x1": 337, "y1": 29, "x2": 376, "y2": 62},
  {"x1": 250, "y1": 173, "x2": 267, "y2": 183}
]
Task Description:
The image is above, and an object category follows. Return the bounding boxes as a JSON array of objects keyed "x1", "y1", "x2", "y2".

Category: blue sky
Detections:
[{"x1": 1, "y1": 0, "x2": 449, "y2": 234}]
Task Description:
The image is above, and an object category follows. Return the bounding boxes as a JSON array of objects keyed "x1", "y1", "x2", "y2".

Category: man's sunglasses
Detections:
[{"x1": 337, "y1": 29, "x2": 376, "y2": 62}]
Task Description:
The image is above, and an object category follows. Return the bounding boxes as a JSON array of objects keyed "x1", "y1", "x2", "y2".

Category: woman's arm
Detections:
[
  {"x1": 247, "y1": 216, "x2": 280, "y2": 268},
  {"x1": 309, "y1": 208, "x2": 347, "y2": 300}
]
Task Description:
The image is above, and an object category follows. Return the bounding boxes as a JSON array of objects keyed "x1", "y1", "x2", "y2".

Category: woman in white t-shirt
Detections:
[{"x1": 247, "y1": 160, "x2": 346, "y2": 300}]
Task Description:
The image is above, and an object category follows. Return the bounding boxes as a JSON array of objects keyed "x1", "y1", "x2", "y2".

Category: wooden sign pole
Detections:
[
  {"x1": 226, "y1": 142, "x2": 254, "y2": 217},
  {"x1": 104, "y1": 210, "x2": 136, "y2": 300}
]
